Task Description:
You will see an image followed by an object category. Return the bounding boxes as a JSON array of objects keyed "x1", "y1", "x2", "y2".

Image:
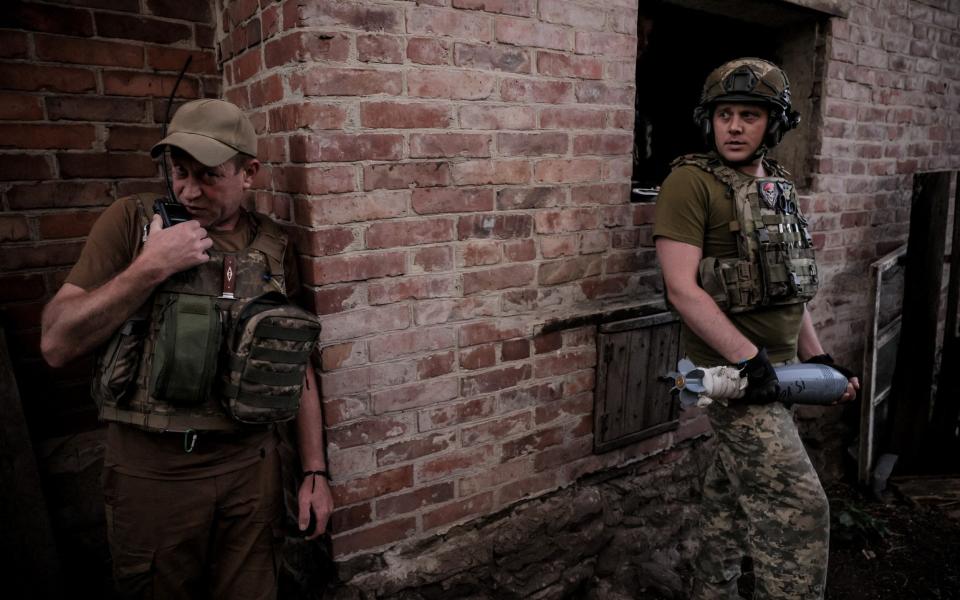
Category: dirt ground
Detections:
[{"x1": 824, "y1": 480, "x2": 960, "y2": 600}]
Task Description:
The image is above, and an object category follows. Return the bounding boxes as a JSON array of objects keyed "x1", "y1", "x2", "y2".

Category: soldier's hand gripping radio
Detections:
[{"x1": 153, "y1": 199, "x2": 192, "y2": 228}]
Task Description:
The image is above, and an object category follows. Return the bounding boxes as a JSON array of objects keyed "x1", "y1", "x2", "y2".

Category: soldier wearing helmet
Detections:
[{"x1": 653, "y1": 58, "x2": 859, "y2": 599}]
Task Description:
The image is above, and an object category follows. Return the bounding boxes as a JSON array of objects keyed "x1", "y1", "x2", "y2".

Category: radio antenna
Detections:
[{"x1": 160, "y1": 56, "x2": 193, "y2": 203}]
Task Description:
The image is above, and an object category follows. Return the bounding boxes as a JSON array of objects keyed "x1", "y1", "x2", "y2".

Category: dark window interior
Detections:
[{"x1": 633, "y1": 3, "x2": 779, "y2": 190}]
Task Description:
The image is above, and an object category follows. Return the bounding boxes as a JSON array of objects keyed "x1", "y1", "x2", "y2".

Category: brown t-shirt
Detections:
[
  {"x1": 67, "y1": 195, "x2": 300, "y2": 480},
  {"x1": 653, "y1": 164, "x2": 803, "y2": 366}
]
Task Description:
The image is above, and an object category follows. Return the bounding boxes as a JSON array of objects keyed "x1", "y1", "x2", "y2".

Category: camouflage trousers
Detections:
[{"x1": 691, "y1": 400, "x2": 830, "y2": 599}]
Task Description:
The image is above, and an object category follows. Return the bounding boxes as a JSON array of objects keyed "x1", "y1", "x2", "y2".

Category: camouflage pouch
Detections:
[
  {"x1": 219, "y1": 292, "x2": 321, "y2": 425},
  {"x1": 91, "y1": 309, "x2": 149, "y2": 409},
  {"x1": 149, "y1": 293, "x2": 222, "y2": 406}
]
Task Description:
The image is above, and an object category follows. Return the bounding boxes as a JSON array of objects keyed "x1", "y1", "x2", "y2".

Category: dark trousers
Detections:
[{"x1": 102, "y1": 449, "x2": 283, "y2": 599}]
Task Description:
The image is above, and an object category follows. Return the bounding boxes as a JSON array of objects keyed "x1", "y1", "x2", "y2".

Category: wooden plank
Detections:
[
  {"x1": 889, "y1": 172, "x2": 951, "y2": 468},
  {"x1": 626, "y1": 328, "x2": 649, "y2": 433},
  {"x1": 931, "y1": 172, "x2": 960, "y2": 451}
]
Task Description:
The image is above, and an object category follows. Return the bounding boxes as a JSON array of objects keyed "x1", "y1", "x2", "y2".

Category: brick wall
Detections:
[
  {"x1": 0, "y1": 0, "x2": 219, "y2": 439},
  {"x1": 217, "y1": 0, "x2": 658, "y2": 559}
]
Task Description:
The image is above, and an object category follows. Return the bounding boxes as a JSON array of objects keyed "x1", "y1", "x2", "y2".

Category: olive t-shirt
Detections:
[
  {"x1": 67, "y1": 195, "x2": 299, "y2": 480},
  {"x1": 653, "y1": 164, "x2": 803, "y2": 366}
]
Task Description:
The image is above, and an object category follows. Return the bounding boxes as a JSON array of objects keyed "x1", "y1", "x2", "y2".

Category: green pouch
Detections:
[{"x1": 149, "y1": 293, "x2": 222, "y2": 406}]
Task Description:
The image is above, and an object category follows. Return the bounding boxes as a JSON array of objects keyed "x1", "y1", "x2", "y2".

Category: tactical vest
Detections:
[
  {"x1": 672, "y1": 153, "x2": 819, "y2": 313},
  {"x1": 91, "y1": 195, "x2": 319, "y2": 433}
]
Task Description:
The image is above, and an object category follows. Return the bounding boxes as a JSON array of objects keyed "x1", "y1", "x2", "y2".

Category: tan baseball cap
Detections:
[{"x1": 151, "y1": 99, "x2": 256, "y2": 167}]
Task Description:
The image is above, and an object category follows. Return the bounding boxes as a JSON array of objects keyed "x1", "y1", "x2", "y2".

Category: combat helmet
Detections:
[{"x1": 693, "y1": 58, "x2": 801, "y2": 152}]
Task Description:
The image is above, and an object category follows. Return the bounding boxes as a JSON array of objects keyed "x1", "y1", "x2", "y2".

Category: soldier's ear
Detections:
[{"x1": 240, "y1": 159, "x2": 260, "y2": 189}]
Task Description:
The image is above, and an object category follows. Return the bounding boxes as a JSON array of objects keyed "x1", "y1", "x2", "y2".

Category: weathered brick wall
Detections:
[
  {"x1": 0, "y1": 0, "x2": 218, "y2": 592},
  {"x1": 0, "y1": 0, "x2": 219, "y2": 437},
  {"x1": 216, "y1": 0, "x2": 662, "y2": 562}
]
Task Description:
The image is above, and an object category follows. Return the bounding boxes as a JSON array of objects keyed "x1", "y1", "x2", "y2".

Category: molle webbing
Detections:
[{"x1": 672, "y1": 153, "x2": 819, "y2": 313}]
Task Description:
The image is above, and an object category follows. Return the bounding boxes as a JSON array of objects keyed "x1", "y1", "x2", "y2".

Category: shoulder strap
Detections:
[{"x1": 248, "y1": 212, "x2": 289, "y2": 293}]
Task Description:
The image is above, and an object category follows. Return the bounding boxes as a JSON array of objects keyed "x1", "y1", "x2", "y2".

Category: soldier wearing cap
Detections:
[
  {"x1": 41, "y1": 99, "x2": 333, "y2": 598},
  {"x1": 653, "y1": 59, "x2": 859, "y2": 598}
]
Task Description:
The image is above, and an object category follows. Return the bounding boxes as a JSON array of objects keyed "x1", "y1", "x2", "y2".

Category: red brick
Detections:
[
  {"x1": 407, "y1": 37, "x2": 451, "y2": 65},
  {"x1": 57, "y1": 153, "x2": 156, "y2": 179},
  {"x1": 423, "y1": 492, "x2": 494, "y2": 531},
  {"x1": 533, "y1": 332, "x2": 562, "y2": 354},
  {"x1": 296, "y1": 2, "x2": 404, "y2": 33},
  {"x1": 455, "y1": 43, "x2": 531, "y2": 73},
  {"x1": 0, "y1": 155, "x2": 52, "y2": 182},
  {"x1": 102, "y1": 71, "x2": 199, "y2": 98},
  {"x1": 408, "y1": 70, "x2": 496, "y2": 100},
  {"x1": 542, "y1": 235, "x2": 578, "y2": 258},
  {"x1": 575, "y1": 31, "x2": 636, "y2": 57},
  {"x1": 0, "y1": 93, "x2": 43, "y2": 121},
  {"x1": 497, "y1": 186, "x2": 565, "y2": 210},
  {"x1": 457, "y1": 213, "x2": 532, "y2": 240},
  {"x1": 580, "y1": 231, "x2": 609, "y2": 254},
  {"x1": 576, "y1": 81, "x2": 634, "y2": 106},
  {"x1": 534, "y1": 159, "x2": 601, "y2": 183},
  {"x1": 35, "y1": 35, "x2": 143, "y2": 68},
  {"x1": 570, "y1": 183, "x2": 630, "y2": 206},
  {"x1": 265, "y1": 31, "x2": 350, "y2": 68},
  {"x1": 534, "y1": 436, "x2": 592, "y2": 473},
  {"x1": 500, "y1": 77, "x2": 574, "y2": 103},
  {"x1": 501, "y1": 426, "x2": 564, "y2": 461},
  {"x1": 502, "y1": 339, "x2": 530, "y2": 361},
  {"x1": 8, "y1": 182, "x2": 113, "y2": 210},
  {"x1": 495, "y1": 472, "x2": 557, "y2": 505},
  {"x1": 106, "y1": 125, "x2": 163, "y2": 151},
  {"x1": 357, "y1": 34, "x2": 404, "y2": 64},
  {"x1": 8, "y1": 4, "x2": 94, "y2": 36},
  {"x1": 534, "y1": 392, "x2": 592, "y2": 426},
  {"x1": 0, "y1": 241, "x2": 84, "y2": 270},
  {"x1": 370, "y1": 275, "x2": 455, "y2": 305},
  {"x1": 328, "y1": 415, "x2": 414, "y2": 449},
  {"x1": 534, "y1": 347, "x2": 596, "y2": 377},
  {"x1": 605, "y1": 250, "x2": 652, "y2": 274},
  {"x1": 461, "y1": 344, "x2": 497, "y2": 370},
  {"x1": 463, "y1": 264, "x2": 535, "y2": 295},
  {"x1": 459, "y1": 319, "x2": 526, "y2": 346},
  {"x1": 371, "y1": 378, "x2": 460, "y2": 413},
  {"x1": 0, "y1": 64, "x2": 96, "y2": 94},
  {"x1": 361, "y1": 101, "x2": 452, "y2": 129},
  {"x1": 332, "y1": 517, "x2": 416, "y2": 556},
  {"x1": 321, "y1": 358, "x2": 418, "y2": 395},
  {"x1": 363, "y1": 162, "x2": 450, "y2": 191},
  {"x1": 408, "y1": 6, "x2": 493, "y2": 39},
  {"x1": 306, "y1": 283, "x2": 363, "y2": 315},
  {"x1": 535, "y1": 209, "x2": 600, "y2": 234},
  {"x1": 540, "y1": 107, "x2": 605, "y2": 129},
  {"x1": 146, "y1": 47, "x2": 217, "y2": 74},
  {"x1": 505, "y1": 238, "x2": 535, "y2": 264},
  {"x1": 321, "y1": 341, "x2": 368, "y2": 372},
  {"x1": 460, "y1": 241, "x2": 502, "y2": 267},
  {"x1": 497, "y1": 132, "x2": 568, "y2": 156},
  {"x1": 537, "y1": 51, "x2": 603, "y2": 79},
  {"x1": 416, "y1": 297, "x2": 499, "y2": 326},
  {"x1": 261, "y1": 3, "x2": 281, "y2": 38},
  {"x1": 96, "y1": 13, "x2": 192, "y2": 44},
  {"x1": 451, "y1": 160, "x2": 531, "y2": 185},
  {"x1": 291, "y1": 227, "x2": 355, "y2": 257},
  {"x1": 633, "y1": 203, "x2": 656, "y2": 225},
  {"x1": 293, "y1": 66, "x2": 402, "y2": 97},
  {"x1": 462, "y1": 412, "x2": 532, "y2": 446},
  {"x1": 268, "y1": 103, "x2": 347, "y2": 131},
  {"x1": 0, "y1": 124, "x2": 95, "y2": 150},
  {"x1": 419, "y1": 350, "x2": 457, "y2": 379},
  {"x1": 0, "y1": 31, "x2": 29, "y2": 58},
  {"x1": 37, "y1": 211, "x2": 102, "y2": 240},
  {"x1": 46, "y1": 96, "x2": 147, "y2": 123},
  {"x1": 418, "y1": 397, "x2": 495, "y2": 431},
  {"x1": 249, "y1": 74, "x2": 284, "y2": 107},
  {"x1": 0, "y1": 275, "x2": 46, "y2": 303},
  {"x1": 411, "y1": 133, "x2": 492, "y2": 159},
  {"x1": 330, "y1": 502, "x2": 372, "y2": 534},
  {"x1": 147, "y1": 0, "x2": 211, "y2": 22},
  {"x1": 495, "y1": 16, "x2": 571, "y2": 50},
  {"x1": 453, "y1": 0, "x2": 535, "y2": 16},
  {"x1": 461, "y1": 364, "x2": 531, "y2": 396},
  {"x1": 413, "y1": 246, "x2": 453, "y2": 272},
  {"x1": 300, "y1": 190, "x2": 408, "y2": 226},
  {"x1": 459, "y1": 105, "x2": 535, "y2": 129},
  {"x1": 300, "y1": 251, "x2": 405, "y2": 286},
  {"x1": 231, "y1": 50, "x2": 263, "y2": 83},
  {"x1": 375, "y1": 481, "x2": 455, "y2": 516},
  {"x1": 418, "y1": 445, "x2": 495, "y2": 482},
  {"x1": 0, "y1": 216, "x2": 30, "y2": 243},
  {"x1": 539, "y1": 0, "x2": 606, "y2": 29},
  {"x1": 273, "y1": 165, "x2": 355, "y2": 195},
  {"x1": 290, "y1": 133, "x2": 404, "y2": 162},
  {"x1": 538, "y1": 256, "x2": 601, "y2": 285},
  {"x1": 368, "y1": 327, "x2": 456, "y2": 362}
]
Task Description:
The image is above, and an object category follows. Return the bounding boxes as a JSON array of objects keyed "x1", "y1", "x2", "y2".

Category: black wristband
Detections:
[{"x1": 303, "y1": 469, "x2": 330, "y2": 480}]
